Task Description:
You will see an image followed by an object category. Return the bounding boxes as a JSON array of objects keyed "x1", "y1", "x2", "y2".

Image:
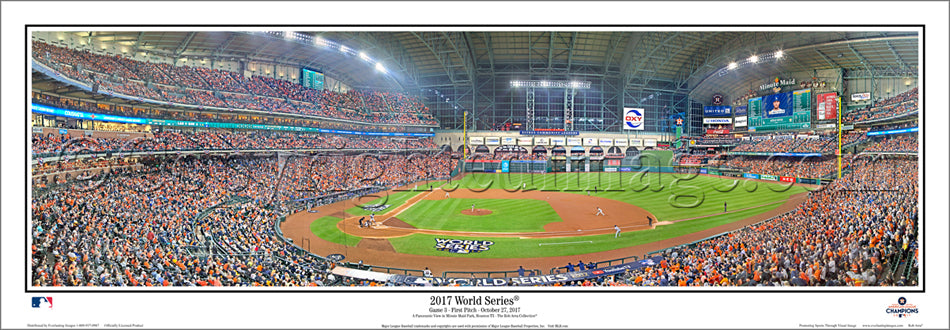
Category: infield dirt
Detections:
[{"x1": 280, "y1": 178, "x2": 810, "y2": 275}]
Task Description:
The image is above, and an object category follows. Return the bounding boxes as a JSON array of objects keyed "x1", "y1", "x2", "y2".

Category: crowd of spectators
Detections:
[
  {"x1": 31, "y1": 152, "x2": 456, "y2": 287},
  {"x1": 691, "y1": 137, "x2": 738, "y2": 146},
  {"x1": 32, "y1": 130, "x2": 439, "y2": 157},
  {"x1": 733, "y1": 134, "x2": 852, "y2": 154},
  {"x1": 864, "y1": 135, "x2": 918, "y2": 153},
  {"x1": 32, "y1": 41, "x2": 438, "y2": 126},
  {"x1": 619, "y1": 158, "x2": 917, "y2": 286},
  {"x1": 30, "y1": 136, "x2": 917, "y2": 287},
  {"x1": 722, "y1": 156, "x2": 850, "y2": 179},
  {"x1": 466, "y1": 152, "x2": 549, "y2": 161},
  {"x1": 32, "y1": 158, "x2": 137, "y2": 176},
  {"x1": 678, "y1": 154, "x2": 705, "y2": 165},
  {"x1": 844, "y1": 88, "x2": 918, "y2": 123},
  {"x1": 32, "y1": 94, "x2": 426, "y2": 134}
]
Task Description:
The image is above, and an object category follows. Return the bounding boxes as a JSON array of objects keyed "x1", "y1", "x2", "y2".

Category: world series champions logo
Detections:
[
  {"x1": 885, "y1": 297, "x2": 918, "y2": 318},
  {"x1": 434, "y1": 238, "x2": 494, "y2": 254}
]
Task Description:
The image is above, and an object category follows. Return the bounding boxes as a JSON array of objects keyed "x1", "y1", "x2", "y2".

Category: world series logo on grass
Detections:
[{"x1": 434, "y1": 238, "x2": 494, "y2": 254}]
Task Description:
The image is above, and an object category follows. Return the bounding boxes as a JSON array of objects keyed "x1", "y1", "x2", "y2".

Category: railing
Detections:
[
  {"x1": 352, "y1": 264, "x2": 424, "y2": 277},
  {"x1": 32, "y1": 147, "x2": 440, "y2": 164},
  {"x1": 549, "y1": 256, "x2": 639, "y2": 275},
  {"x1": 442, "y1": 269, "x2": 543, "y2": 279}
]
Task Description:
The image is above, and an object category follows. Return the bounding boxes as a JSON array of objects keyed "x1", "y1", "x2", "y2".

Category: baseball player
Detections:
[
  {"x1": 595, "y1": 206, "x2": 605, "y2": 216},
  {"x1": 471, "y1": 203, "x2": 475, "y2": 212},
  {"x1": 614, "y1": 225, "x2": 621, "y2": 238},
  {"x1": 370, "y1": 213, "x2": 376, "y2": 227}
]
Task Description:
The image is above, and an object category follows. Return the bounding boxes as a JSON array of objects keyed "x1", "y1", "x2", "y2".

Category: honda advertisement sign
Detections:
[{"x1": 703, "y1": 117, "x2": 732, "y2": 124}]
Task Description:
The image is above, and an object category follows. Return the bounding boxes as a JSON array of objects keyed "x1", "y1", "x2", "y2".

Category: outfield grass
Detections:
[
  {"x1": 450, "y1": 172, "x2": 809, "y2": 222},
  {"x1": 395, "y1": 198, "x2": 561, "y2": 232},
  {"x1": 309, "y1": 216, "x2": 362, "y2": 246},
  {"x1": 387, "y1": 202, "x2": 780, "y2": 258},
  {"x1": 345, "y1": 181, "x2": 444, "y2": 216}
]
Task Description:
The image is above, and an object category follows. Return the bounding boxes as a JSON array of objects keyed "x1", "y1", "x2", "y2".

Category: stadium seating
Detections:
[
  {"x1": 722, "y1": 156, "x2": 850, "y2": 179},
  {"x1": 31, "y1": 95, "x2": 425, "y2": 133},
  {"x1": 32, "y1": 41, "x2": 437, "y2": 126},
  {"x1": 31, "y1": 130, "x2": 438, "y2": 157},
  {"x1": 620, "y1": 158, "x2": 918, "y2": 287},
  {"x1": 30, "y1": 154, "x2": 455, "y2": 287},
  {"x1": 844, "y1": 88, "x2": 918, "y2": 123},
  {"x1": 864, "y1": 135, "x2": 918, "y2": 153}
]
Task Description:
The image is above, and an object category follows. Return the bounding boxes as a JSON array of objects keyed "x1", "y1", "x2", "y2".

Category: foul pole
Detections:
[
  {"x1": 463, "y1": 111, "x2": 468, "y2": 159},
  {"x1": 837, "y1": 96, "x2": 842, "y2": 179}
]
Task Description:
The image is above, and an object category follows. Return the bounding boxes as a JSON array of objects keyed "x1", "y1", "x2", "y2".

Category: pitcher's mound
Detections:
[{"x1": 461, "y1": 209, "x2": 493, "y2": 216}]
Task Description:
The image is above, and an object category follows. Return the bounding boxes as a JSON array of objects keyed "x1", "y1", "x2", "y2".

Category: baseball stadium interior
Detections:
[{"x1": 30, "y1": 30, "x2": 919, "y2": 288}]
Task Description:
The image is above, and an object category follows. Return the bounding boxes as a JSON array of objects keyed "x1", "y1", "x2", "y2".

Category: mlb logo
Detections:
[{"x1": 31, "y1": 297, "x2": 53, "y2": 309}]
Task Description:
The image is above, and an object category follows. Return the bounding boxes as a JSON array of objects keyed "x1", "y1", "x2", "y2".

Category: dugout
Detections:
[
  {"x1": 569, "y1": 146, "x2": 586, "y2": 172},
  {"x1": 588, "y1": 146, "x2": 605, "y2": 172},
  {"x1": 550, "y1": 146, "x2": 567, "y2": 172},
  {"x1": 532, "y1": 145, "x2": 548, "y2": 157},
  {"x1": 604, "y1": 146, "x2": 624, "y2": 171},
  {"x1": 494, "y1": 145, "x2": 528, "y2": 158}
]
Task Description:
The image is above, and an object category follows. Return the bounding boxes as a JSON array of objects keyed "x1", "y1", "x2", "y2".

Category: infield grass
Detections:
[
  {"x1": 395, "y1": 198, "x2": 561, "y2": 232},
  {"x1": 345, "y1": 181, "x2": 444, "y2": 216},
  {"x1": 387, "y1": 202, "x2": 780, "y2": 258}
]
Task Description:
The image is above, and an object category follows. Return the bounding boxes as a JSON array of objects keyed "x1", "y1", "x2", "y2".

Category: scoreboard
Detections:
[
  {"x1": 748, "y1": 89, "x2": 812, "y2": 132},
  {"x1": 301, "y1": 67, "x2": 325, "y2": 90}
]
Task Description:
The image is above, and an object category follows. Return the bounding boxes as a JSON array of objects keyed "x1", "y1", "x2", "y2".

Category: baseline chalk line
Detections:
[{"x1": 538, "y1": 241, "x2": 593, "y2": 246}]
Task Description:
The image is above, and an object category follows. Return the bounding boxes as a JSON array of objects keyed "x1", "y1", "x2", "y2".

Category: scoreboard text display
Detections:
[
  {"x1": 301, "y1": 67, "x2": 325, "y2": 90},
  {"x1": 748, "y1": 89, "x2": 812, "y2": 132}
]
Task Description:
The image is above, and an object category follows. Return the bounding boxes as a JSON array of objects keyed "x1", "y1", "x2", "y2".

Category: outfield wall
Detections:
[{"x1": 459, "y1": 162, "x2": 825, "y2": 185}]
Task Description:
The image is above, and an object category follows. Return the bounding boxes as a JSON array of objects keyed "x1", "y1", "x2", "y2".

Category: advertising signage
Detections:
[
  {"x1": 734, "y1": 105, "x2": 748, "y2": 116},
  {"x1": 703, "y1": 118, "x2": 733, "y2": 124},
  {"x1": 31, "y1": 104, "x2": 435, "y2": 137},
  {"x1": 703, "y1": 105, "x2": 732, "y2": 117},
  {"x1": 817, "y1": 92, "x2": 838, "y2": 120},
  {"x1": 867, "y1": 127, "x2": 919, "y2": 136},
  {"x1": 623, "y1": 107, "x2": 645, "y2": 130}
]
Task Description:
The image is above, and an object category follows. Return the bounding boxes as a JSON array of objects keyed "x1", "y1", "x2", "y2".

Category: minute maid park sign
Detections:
[{"x1": 759, "y1": 77, "x2": 797, "y2": 91}]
